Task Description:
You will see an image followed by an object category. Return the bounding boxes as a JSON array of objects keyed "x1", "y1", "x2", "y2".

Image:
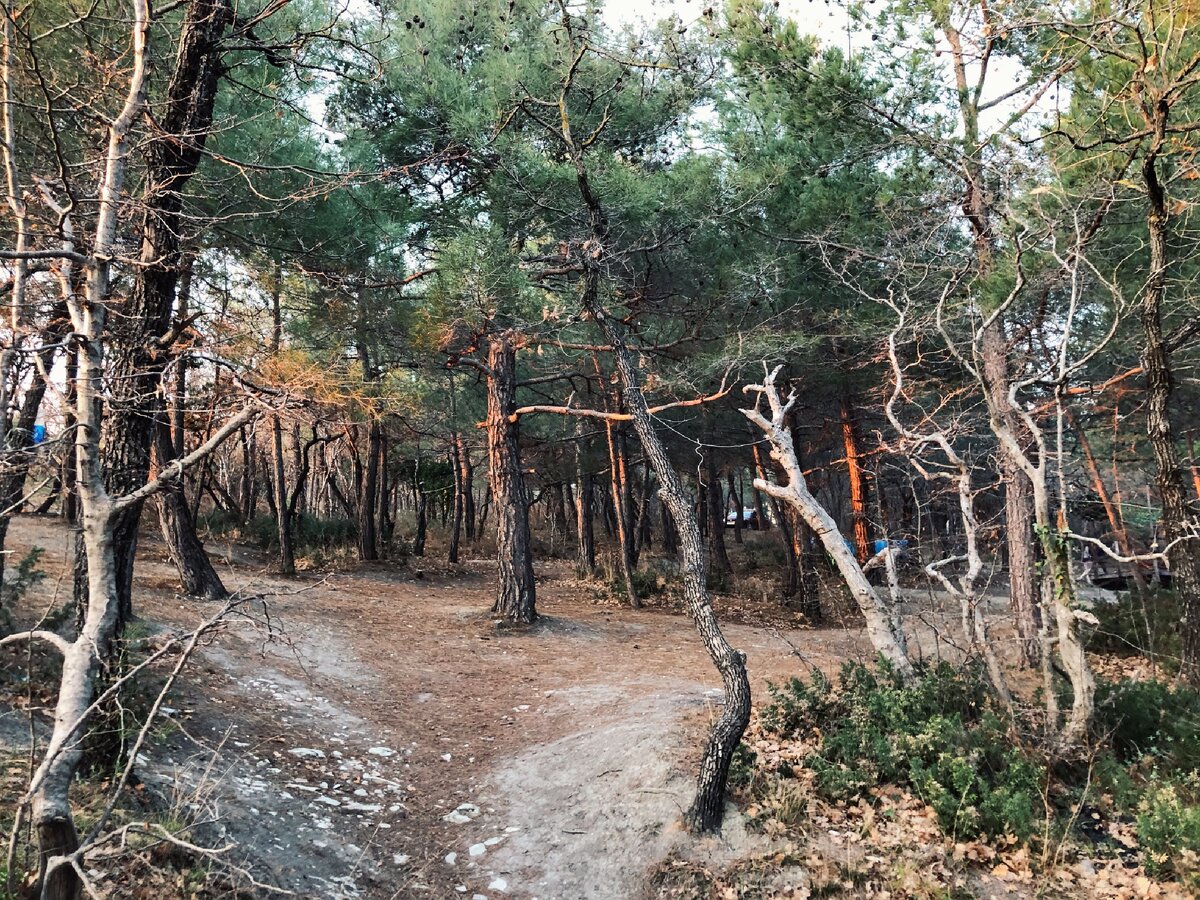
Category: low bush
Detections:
[
  {"x1": 1137, "y1": 777, "x2": 1200, "y2": 878},
  {"x1": 760, "y1": 660, "x2": 1044, "y2": 841},
  {"x1": 1090, "y1": 589, "x2": 1181, "y2": 673},
  {"x1": 751, "y1": 660, "x2": 1200, "y2": 885},
  {"x1": 202, "y1": 511, "x2": 358, "y2": 554}
]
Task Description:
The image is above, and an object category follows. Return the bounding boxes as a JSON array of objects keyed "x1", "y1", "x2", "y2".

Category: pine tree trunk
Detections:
[
  {"x1": 413, "y1": 479, "x2": 428, "y2": 558},
  {"x1": 583, "y1": 308, "x2": 749, "y2": 833},
  {"x1": 486, "y1": 332, "x2": 536, "y2": 623},
  {"x1": 574, "y1": 420, "x2": 596, "y2": 575},
  {"x1": 358, "y1": 417, "x2": 381, "y2": 561},
  {"x1": 980, "y1": 321, "x2": 1042, "y2": 666},
  {"x1": 1068, "y1": 407, "x2": 1145, "y2": 590},
  {"x1": 449, "y1": 441, "x2": 463, "y2": 564},
  {"x1": 704, "y1": 451, "x2": 731, "y2": 576},
  {"x1": 82, "y1": 0, "x2": 233, "y2": 628},
  {"x1": 605, "y1": 421, "x2": 639, "y2": 607},
  {"x1": 155, "y1": 420, "x2": 227, "y2": 599},
  {"x1": 839, "y1": 397, "x2": 872, "y2": 564},
  {"x1": 272, "y1": 416, "x2": 295, "y2": 575},
  {"x1": 1141, "y1": 136, "x2": 1200, "y2": 682},
  {"x1": 458, "y1": 435, "x2": 476, "y2": 540}
]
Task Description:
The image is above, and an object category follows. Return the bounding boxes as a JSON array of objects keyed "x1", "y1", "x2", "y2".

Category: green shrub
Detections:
[
  {"x1": 1136, "y1": 777, "x2": 1200, "y2": 880},
  {"x1": 197, "y1": 507, "x2": 240, "y2": 536},
  {"x1": 236, "y1": 513, "x2": 358, "y2": 553},
  {"x1": 0, "y1": 546, "x2": 45, "y2": 632},
  {"x1": 1090, "y1": 590, "x2": 1181, "y2": 673},
  {"x1": 760, "y1": 661, "x2": 1043, "y2": 841},
  {"x1": 1093, "y1": 678, "x2": 1200, "y2": 772}
]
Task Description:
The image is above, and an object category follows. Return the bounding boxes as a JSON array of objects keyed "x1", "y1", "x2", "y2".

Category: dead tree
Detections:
[{"x1": 743, "y1": 368, "x2": 913, "y2": 678}]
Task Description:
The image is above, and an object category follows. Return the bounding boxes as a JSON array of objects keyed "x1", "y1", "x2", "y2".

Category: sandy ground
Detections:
[{"x1": 0, "y1": 515, "x2": 966, "y2": 899}]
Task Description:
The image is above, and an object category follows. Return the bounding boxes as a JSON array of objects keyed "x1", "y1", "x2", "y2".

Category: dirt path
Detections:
[{"x1": 2, "y1": 516, "x2": 884, "y2": 899}]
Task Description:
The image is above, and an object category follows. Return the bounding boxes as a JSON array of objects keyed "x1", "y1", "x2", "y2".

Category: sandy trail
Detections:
[{"x1": 1, "y1": 516, "x2": 885, "y2": 898}]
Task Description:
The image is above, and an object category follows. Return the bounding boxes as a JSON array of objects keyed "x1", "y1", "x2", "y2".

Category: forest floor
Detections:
[{"x1": 0, "y1": 516, "x2": 1143, "y2": 899}]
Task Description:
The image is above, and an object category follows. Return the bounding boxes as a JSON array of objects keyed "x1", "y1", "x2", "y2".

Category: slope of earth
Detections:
[{"x1": 0, "y1": 515, "x2": 880, "y2": 899}]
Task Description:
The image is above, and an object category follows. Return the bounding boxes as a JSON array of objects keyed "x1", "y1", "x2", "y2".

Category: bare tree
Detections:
[{"x1": 743, "y1": 367, "x2": 914, "y2": 679}]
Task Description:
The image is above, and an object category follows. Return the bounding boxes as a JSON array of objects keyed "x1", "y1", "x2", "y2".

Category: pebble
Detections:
[
  {"x1": 444, "y1": 852, "x2": 457, "y2": 866},
  {"x1": 443, "y1": 803, "x2": 481, "y2": 824},
  {"x1": 288, "y1": 748, "x2": 325, "y2": 759},
  {"x1": 488, "y1": 877, "x2": 508, "y2": 892},
  {"x1": 469, "y1": 843, "x2": 486, "y2": 858}
]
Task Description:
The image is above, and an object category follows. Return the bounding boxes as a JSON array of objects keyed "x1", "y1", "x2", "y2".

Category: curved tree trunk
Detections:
[
  {"x1": 155, "y1": 420, "x2": 227, "y2": 599},
  {"x1": 486, "y1": 332, "x2": 536, "y2": 623},
  {"x1": 745, "y1": 371, "x2": 913, "y2": 678},
  {"x1": 585, "y1": 311, "x2": 750, "y2": 832}
]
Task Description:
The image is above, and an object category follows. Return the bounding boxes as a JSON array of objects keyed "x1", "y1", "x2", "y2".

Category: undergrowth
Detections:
[{"x1": 734, "y1": 659, "x2": 1200, "y2": 892}]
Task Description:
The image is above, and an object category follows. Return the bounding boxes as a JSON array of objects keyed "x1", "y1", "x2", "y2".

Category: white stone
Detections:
[
  {"x1": 468, "y1": 843, "x2": 486, "y2": 858},
  {"x1": 488, "y1": 877, "x2": 508, "y2": 892},
  {"x1": 444, "y1": 852, "x2": 457, "y2": 866},
  {"x1": 393, "y1": 853, "x2": 411, "y2": 866},
  {"x1": 442, "y1": 803, "x2": 481, "y2": 824},
  {"x1": 368, "y1": 747, "x2": 395, "y2": 757},
  {"x1": 288, "y1": 748, "x2": 325, "y2": 759}
]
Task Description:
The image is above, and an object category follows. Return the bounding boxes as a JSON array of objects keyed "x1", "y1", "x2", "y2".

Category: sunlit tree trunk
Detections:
[{"x1": 485, "y1": 332, "x2": 536, "y2": 623}]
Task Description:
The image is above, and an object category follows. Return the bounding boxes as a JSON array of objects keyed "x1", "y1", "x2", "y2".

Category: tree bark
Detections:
[
  {"x1": 458, "y1": 435, "x2": 476, "y2": 540},
  {"x1": 1068, "y1": 407, "x2": 1145, "y2": 590},
  {"x1": 154, "y1": 256, "x2": 227, "y2": 600},
  {"x1": 1141, "y1": 128, "x2": 1200, "y2": 682},
  {"x1": 839, "y1": 396, "x2": 872, "y2": 565},
  {"x1": 582, "y1": 308, "x2": 750, "y2": 833},
  {"x1": 86, "y1": 0, "x2": 232, "y2": 628},
  {"x1": 703, "y1": 449, "x2": 731, "y2": 576},
  {"x1": 358, "y1": 416, "x2": 381, "y2": 561},
  {"x1": 574, "y1": 420, "x2": 596, "y2": 575},
  {"x1": 559, "y1": 77, "x2": 748, "y2": 831},
  {"x1": 980, "y1": 321, "x2": 1041, "y2": 666},
  {"x1": 605, "y1": 420, "x2": 639, "y2": 607},
  {"x1": 485, "y1": 332, "x2": 536, "y2": 623},
  {"x1": 154, "y1": 420, "x2": 227, "y2": 599},
  {"x1": 448, "y1": 441, "x2": 463, "y2": 564},
  {"x1": 745, "y1": 371, "x2": 912, "y2": 677}
]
